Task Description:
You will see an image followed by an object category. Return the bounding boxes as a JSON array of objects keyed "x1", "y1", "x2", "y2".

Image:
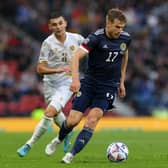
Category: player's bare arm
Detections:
[
  {"x1": 70, "y1": 48, "x2": 87, "y2": 92},
  {"x1": 37, "y1": 61, "x2": 71, "y2": 74},
  {"x1": 118, "y1": 50, "x2": 128, "y2": 97}
]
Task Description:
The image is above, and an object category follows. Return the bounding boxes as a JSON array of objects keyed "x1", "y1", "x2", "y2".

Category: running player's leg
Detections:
[
  {"x1": 17, "y1": 83, "x2": 70, "y2": 157},
  {"x1": 51, "y1": 85, "x2": 74, "y2": 153},
  {"x1": 45, "y1": 109, "x2": 83, "y2": 155},
  {"x1": 62, "y1": 107, "x2": 103, "y2": 163},
  {"x1": 17, "y1": 105, "x2": 56, "y2": 157},
  {"x1": 62, "y1": 87, "x2": 116, "y2": 163},
  {"x1": 45, "y1": 83, "x2": 91, "y2": 156}
]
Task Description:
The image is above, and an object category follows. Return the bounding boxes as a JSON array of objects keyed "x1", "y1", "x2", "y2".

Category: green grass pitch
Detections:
[{"x1": 0, "y1": 130, "x2": 168, "y2": 168}]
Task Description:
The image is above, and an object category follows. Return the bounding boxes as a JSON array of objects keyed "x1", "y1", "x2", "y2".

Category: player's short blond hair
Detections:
[{"x1": 106, "y1": 8, "x2": 127, "y2": 23}]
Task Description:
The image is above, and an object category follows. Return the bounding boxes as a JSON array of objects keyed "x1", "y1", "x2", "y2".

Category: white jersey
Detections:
[
  {"x1": 38, "y1": 32, "x2": 84, "y2": 108},
  {"x1": 39, "y1": 32, "x2": 84, "y2": 82}
]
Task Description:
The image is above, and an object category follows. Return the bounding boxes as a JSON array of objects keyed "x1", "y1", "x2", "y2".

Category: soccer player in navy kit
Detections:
[{"x1": 45, "y1": 8, "x2": 131, "y2": 163}]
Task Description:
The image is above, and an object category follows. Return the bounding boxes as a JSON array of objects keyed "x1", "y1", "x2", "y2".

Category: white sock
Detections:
[
  {"x1": 53, "y1": 111, "x2": 66, "y2": 128},
  {"x1": 26, "y1": 116, "x2": 52, "y2": 147}
]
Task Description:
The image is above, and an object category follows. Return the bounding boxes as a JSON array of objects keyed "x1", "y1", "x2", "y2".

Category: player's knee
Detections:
[
  {"x1": 66, "y1": 117, "x2": 79, "y2": 128},
  {"x1": 66, "y1": 114, "x2": 82, "y2": 128},
  {"x1": 85, "y1": 108, "x2": 103, "y2": 128},
  {"x1": 45, "y1": 105, "x2": 58, "y2": 118},
  {"x1": 85, "y1": 117, "x2": 98, "y2": 128}
]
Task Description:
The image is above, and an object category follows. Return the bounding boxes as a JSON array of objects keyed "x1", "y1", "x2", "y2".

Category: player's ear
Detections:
[
  {"x1": 106, "y1": 16, "x2": 111, "y2": 27},
  {"x1": 64, "y1": 20, "x2": 67, "y2": 28},
  {"x1": 106, "y1": 16, "x2": 108, "y2": 24},
  {"x1": 48, "y1": 21, "x2": 52, "y2": 31}
]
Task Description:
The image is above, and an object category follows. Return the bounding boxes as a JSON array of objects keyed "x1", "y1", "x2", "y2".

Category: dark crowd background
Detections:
[{"x1": 0, "y1": 0, "x2": 167, "y2": 117}]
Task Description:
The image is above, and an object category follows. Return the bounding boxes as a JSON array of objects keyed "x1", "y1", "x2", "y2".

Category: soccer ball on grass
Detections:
[{"x1": 106, "y1": 142, "x2": 128, "y2": 162}]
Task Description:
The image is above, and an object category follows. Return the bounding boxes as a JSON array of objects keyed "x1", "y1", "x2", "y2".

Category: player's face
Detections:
[
  {"x1": 106, "y1": 18, "x2": 125, "y2": 39},
  {"x1": 49, "y1": 16, "x2": 67, "y2": 37}
]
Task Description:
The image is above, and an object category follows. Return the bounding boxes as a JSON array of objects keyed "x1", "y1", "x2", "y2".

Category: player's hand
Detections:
[
  {"x1": 118, "y1": 83, "x2": 126, "y2": 98},
  {"x1": 62, "y1": 65, "x2": 71, "y2": 72},
  {"x1": 57, "y1": 65, "x2": 71, "y2": 73},
  {"x1": 70, "y1": 79, "x2": 80, "y2": 93}
]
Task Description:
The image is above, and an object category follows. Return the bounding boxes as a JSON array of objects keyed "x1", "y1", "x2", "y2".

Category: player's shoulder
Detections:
[
  {"x1": 42, "y1": 34, "x2": 54, "y2": 44},
  {"x1": 87, "y1": 28, "x2": 104, "y2": 41},
  {"x1": 94, "y1": 28, "x2": 105, "y2": 36},
  {"x1": 66, "y1": 32, "x2": 84, "y2": 40},
  {"x1": 40, "y1": 34, "x2": 54, "y2": 49},
  {"x1": 120, "y1": 31, "x2": 131, "y2": 40},
  {"x1": 119, "y1": 31, "x2": 131, "y2": 46}
]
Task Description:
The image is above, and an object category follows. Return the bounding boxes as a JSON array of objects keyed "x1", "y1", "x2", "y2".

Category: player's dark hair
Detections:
[
  {"x1": 48, "y1": 11, "x2": 66, "y2": 20},
  {"x1": 107, "y1": 8, "x2": 127, "y2": 23}
]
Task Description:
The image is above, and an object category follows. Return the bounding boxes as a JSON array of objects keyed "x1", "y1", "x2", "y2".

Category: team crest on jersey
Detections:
[
  {"x1": 76, "y1": 91, "x2": 82, "y2": 97},
  {"x1": 69, "y1": 45, "x2": 75, "y2": 51},
  {"x1": 120, "y1": 43, "x2": 127, "y2": 51}
]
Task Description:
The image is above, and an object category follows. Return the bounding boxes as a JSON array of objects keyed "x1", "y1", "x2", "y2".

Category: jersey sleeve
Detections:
[
  {"x1": 38, "y1": 41, "x2": 50, "y2": 63},
  {"x1": 78, "y1": 34, "x2": 85, "y2": 45},
  {"x1": 80, "y1": 33, "x2": 98, "y2": 53}
]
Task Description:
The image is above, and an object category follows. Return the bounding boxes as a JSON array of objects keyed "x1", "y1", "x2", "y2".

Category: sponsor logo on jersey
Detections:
[{"x1": 103, "y1": 44, "x2": 108, "y2": 49}]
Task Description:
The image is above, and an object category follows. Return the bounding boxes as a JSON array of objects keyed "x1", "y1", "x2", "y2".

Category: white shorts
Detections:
[{"x1": 43, "y1": 80, "x2": 73, "y2": 111}]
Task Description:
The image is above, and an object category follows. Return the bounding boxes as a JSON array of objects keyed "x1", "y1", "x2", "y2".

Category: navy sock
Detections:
[
  {"x1": 58, "y1": 121, "x2": 73, "y2": 141},
  {"x1": 70, "y1": 127, "x2": 93, "y2": 155}
]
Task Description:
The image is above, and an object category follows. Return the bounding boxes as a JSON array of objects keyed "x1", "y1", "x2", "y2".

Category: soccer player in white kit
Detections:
[{"x1": 17, "y1": 11, "x2": 84, "y2": 157}]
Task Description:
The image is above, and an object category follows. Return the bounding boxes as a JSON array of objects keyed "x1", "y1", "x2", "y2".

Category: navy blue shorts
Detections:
[{"x1": 72, "y1": 76, "x2": 118, "y2": 113}]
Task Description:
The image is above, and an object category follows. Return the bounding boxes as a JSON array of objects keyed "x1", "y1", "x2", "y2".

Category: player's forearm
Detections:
[
  {"x1": 37, "y1": 63, "x2": 63, "y2": 74},
  {"x1": 120, "y1": 51, "x2": 128, "y2": 84},
  {"x1": 71, "y1": 53, "x2": 80, "y2": 81},
  {"x1": 71, "y1": 48, "x2": 87, "y2": 81}
]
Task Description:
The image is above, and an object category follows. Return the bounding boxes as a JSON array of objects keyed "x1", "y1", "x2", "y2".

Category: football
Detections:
[{"x1": 106, "y1": 142, "x2": 128, "y2": 162}]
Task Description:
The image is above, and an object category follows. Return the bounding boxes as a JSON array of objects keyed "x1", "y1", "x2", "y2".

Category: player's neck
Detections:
[
  {"x1": 54, "y1": 32, "x2": 66, "y2": 44},
  {"x1": 105, "y1": 28, "x2": 112, "y2": 39}
]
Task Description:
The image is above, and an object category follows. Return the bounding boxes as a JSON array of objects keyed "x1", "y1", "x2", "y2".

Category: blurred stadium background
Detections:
[{"x1": 0, "y1": 0, "x2": 167, "y2": 131}]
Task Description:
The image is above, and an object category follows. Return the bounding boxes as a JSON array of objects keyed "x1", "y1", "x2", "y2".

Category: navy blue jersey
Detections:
[
  {"x1": 72, "y1": 28, "x2": 131, "y2": 113},
  {"x1": 81, "y1": 28, "x2": 131, "y2": 86}
]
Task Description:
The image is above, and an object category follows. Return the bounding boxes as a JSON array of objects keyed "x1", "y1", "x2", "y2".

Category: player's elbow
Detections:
[{"x1": 37, "y1": 66, "x2": 44, "y2": 75}]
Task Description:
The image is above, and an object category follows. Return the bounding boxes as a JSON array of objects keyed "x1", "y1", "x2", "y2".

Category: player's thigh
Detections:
[
  {"x1": 45, "y1": 104, "x2": 58, "y2": 117},
  {"x1": 67, "y1": 109, "x2": 83, "y2": 128},
  {"x1": 72, "y1": 82, "x2": 93, "y2": 113},
  {"x1": 50, "y1": 85, "x2": 73, "y2": 111},
  {"x1": 43, "y1": 81, "x2": 55, "y2": 104},
  {"x1": 91, "y1": 87, "x2": 117, "y2": 112}
]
